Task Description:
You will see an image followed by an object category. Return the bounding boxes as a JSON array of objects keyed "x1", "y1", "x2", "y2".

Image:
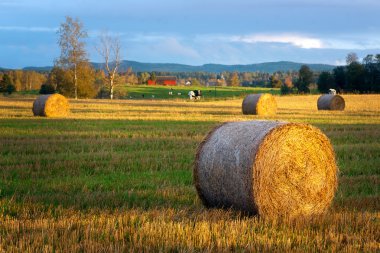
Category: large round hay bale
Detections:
[
  {"x1": 317, "y1": 94, "x2": 345, "y2": 110},
  {"x1": 194, "y1": 120, "x2": 338, "y2": 218},
  {"x1": 32, "y1": 94, "x2": 69, "y2": 117},
  {"x1": 242, "y1": 94, "x2": 277, "y2": 115}
]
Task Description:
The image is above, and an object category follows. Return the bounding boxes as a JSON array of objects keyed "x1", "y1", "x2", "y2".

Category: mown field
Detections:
[
  {"x1": 0, "y1": 94, "x2": 379, "y2": 251},
  {"x1": 15, "y1": 85, "x2": 280, "y2": 100},
  {"x1": 117, "y1": 85, "x2": 280, "y2": 100}
]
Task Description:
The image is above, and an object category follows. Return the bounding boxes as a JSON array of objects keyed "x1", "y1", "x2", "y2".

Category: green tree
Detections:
[
  {"x1": 0, "y1": 74, "x2": 12, "y2": 92},
  {"x1": 6, "y1": 83, "x2": 16, "y2": 94},
  {"x1": 363, "y1": 54, "x2": 374, "y2": 65},
  {"x1": 280, "y1": 85, "x2": 291, "y2": 95},
  {"x1": 57, "y1": 16, "x2": 89, "y2": 99},
  {"x1": 363, "y1": 54, "x2": 380, "y2": 92},
  {"x1": 375, "y1": 54, "x2": 380, "y2": 64},
  {"x1": 45, "y1": 67, "x2": 68, "y2": 92},
  {"x1": 50, "y1": 67, "x2": 74, "y2": 96},
  {"x1": 346, "y1": 62, "x2": 365, "y2": 92},
  {"x1": 296, "y1": 65, "x2": 313, "y2": 93},
  {"x1": 39, "y1": 84, "x2": 56, "y2": 94},
  {"x1": 48, "y1": 64, "x2": 96, "y2": 98},
  {"x1": 317, "y1": 71, "x2": 335, "y2": 93},
  {"x1": 375, "y1": 54, "x2": 380, "y2": 92},
  {"x1": 333, "y1": 66, "x2": 346, "y2": 92}
]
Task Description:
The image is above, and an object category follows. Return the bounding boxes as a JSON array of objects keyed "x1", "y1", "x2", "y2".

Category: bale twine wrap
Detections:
[
  {"x1": 194, "y1": 120, "x2": 338, "y2": 218},
  {"x1": 317, "y1": 94, "x2": 345, "y2": 111},
  {"x1": 242, "y1": 93, "x2": 277, "y2": 115},
  {"x1": 32, "y1": 94, "x2": 69, "y2": 117}
]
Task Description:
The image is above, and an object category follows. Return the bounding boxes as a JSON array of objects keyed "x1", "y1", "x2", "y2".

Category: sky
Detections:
[{"x1": 0, "y1": 0, "x2": 379, "y2": 69}]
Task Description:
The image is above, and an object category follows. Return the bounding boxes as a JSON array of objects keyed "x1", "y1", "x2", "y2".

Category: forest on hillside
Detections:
[{"x1": 1, "y1": 54, "x2": 379, "y2": 98}]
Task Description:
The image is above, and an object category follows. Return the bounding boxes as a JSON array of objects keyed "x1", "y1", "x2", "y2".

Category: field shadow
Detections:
[
  {"x1": 332, "y1": 196, "x2": 380, "y2": 212},
  {"x1": 71, "y1": 99, "x2": 240, "y2": 109},
  {"x1": 0, "y1": 105, "x2": 30, "y2": 110}
]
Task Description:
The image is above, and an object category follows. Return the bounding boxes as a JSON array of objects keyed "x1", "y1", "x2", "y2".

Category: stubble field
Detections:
[{"x1": 0, "y1": 94, "x2": 379, "y2": 251}]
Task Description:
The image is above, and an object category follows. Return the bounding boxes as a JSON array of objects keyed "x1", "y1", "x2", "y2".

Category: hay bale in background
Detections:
[
  {"x1": 242, "y1": 94, "x2": 277, "y2": 115},
  {"x1": 32, "y1": 94, "x2": 69, "y2": 117},
  {"x1": 317, "y1": 94, "x2": 345, "y2": 111},
  {"x1": 194, "y1": 120, "x2": 338, "y2": 218}
]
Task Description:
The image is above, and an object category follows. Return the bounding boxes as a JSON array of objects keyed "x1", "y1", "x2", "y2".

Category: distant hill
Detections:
[
  {"x1": 93, "y1": 60, "x2": 336, "y2": 73},
  {"x1": 22, "y1": 66, "x2": 53, "y2": 72},
  {"x1": 2, "y1": 60, "x2": 335, "y2": 73}
]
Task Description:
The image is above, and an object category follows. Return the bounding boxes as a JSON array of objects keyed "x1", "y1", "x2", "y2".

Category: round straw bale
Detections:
[
  {"x1": 317, "y1": 94, "x2": 345, "y2": 111},
  {"x1": 32, "y1": 94, "x2": 69, "y2": 117},
  {"x1": 242, "y1": 94, "x2": 277, "y2": 115},
  {"x1": 194, "y1": 120, "x2": 338, "y2": 218}
]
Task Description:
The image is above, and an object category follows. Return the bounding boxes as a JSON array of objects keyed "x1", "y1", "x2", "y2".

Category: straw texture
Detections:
[
  {"x1": 317, "y1": 94, "x2": 345, "y2": 111},
  {"x1": 194, "y1": 120, "x2": 338, "y2": 218},
  {"x1": 32, "y1": 94, "x2": 69, "y2": 117},
  {"x1": 242, "y1": 94, "x2": 277, "y2": 115}
]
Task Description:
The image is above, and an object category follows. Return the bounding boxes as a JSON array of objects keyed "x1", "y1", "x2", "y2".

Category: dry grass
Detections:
[
  {"x1": 0, "y1": 207, "x2": 378, "y2": 252},
  {"x1": 0, "y1": 95, "x2": 378, "y2": 124},
  {"x1": 0, "y1": 94, "x2": 379, "y2": 251}
]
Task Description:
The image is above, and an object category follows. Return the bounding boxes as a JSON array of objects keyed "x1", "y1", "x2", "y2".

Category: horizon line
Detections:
[{"x1": 1, "y1": 59, "x2": 340, "y2": 70}]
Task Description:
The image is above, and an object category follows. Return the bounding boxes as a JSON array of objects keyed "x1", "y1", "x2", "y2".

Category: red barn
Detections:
[{"x1": 147, "y1": 76, "x2": 177, "y2": 86}]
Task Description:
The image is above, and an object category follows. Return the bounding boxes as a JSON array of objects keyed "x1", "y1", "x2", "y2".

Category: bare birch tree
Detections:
[
  {"x1": 97, "y1": 32, "x2": 121, "y2": 99},
  {"x1": 57, "y1": 16, "x2": 88, "y2": 99}
]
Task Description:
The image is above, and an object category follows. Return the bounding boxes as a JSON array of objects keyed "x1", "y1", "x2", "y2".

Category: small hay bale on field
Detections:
[
  {"x1": 317, "y1": 94, "x2": 345, "y2": 111},
  {"x1": 32, "y1": 94, "x2": 69, "y2": 117},
  {"x1": 242, "y1": 94, "x2": 277, "y2": 116},
  {"x1": 194, "y1": 120, "x2": 338, "y2": 218}
]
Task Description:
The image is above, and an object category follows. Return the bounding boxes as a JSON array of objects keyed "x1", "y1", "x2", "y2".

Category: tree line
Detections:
[
  {"x1": 317, "y1": 53, "x2": 380, "y2": 94},
  {"x1": 2, "y1": 56, "x2": 378, "y2": 98},
  {"x1": 0, "y1": 70, "x2": 46, "y2": 94}
]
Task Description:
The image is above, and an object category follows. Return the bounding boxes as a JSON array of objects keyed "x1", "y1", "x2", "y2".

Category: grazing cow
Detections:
[
  {"x1": 188, "y1": 90, "x2": 202, "y2": 100},
  {"x1": 188, "y1": 90, "x2": 195, "y2": 100},
  {"x1": 193, "y1": 90, "x2": 202, "y2": 100}
]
